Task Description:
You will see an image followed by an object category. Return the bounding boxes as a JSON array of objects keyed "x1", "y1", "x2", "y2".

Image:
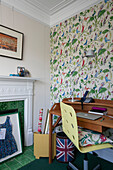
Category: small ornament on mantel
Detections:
[{"x1": 38, "y1": 109, "x2": 43, "y2": 134}]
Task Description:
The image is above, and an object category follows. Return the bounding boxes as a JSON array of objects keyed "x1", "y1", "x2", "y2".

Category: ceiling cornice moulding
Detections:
[
  {"x1": 1, "y1": 0, "x2": 50, "y2": 26},
  {"x1": 50, "y1": 0, "x2": 102, "y2": 27},
  {"x1": 1, "y1": 0, "x2": 102, "y2": 27}
]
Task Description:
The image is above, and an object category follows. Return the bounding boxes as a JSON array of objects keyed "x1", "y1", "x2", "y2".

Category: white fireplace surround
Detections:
[{"x1": 0, "y1": 76, "x2": 38, "y2": 146}]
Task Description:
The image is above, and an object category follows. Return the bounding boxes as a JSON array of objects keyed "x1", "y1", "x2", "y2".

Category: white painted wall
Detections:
[{"x1": 0, "y1": 4, "x2": 50, "y2": 132}]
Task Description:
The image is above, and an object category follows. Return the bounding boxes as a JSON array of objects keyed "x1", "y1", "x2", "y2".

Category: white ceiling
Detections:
[
  {"x1": 1, "y1": 0, "x2": 102, "y2": 27},
  {"x1": 26, "y1": 0, "x2": 76, "y2": 15}
]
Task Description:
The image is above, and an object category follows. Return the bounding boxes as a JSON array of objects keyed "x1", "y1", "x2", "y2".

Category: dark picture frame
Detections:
[
  {"x1": 0, "y1": 25, "x2": 24, "y2": 60},
  {"x1": 0, "y1": 112, "x2": 23, "y2": 163}
]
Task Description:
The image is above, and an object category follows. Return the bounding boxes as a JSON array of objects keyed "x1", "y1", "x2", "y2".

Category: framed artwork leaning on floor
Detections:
[{"x1": 0, "y1": 112, "x2": 23, "y2": 163}]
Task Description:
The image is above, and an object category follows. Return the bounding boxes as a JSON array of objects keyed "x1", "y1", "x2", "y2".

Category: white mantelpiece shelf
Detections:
[
  {"x1": 0, "y1": 75, "x2": 39, "y2": 146},
  {"x1": 0, "y1": 75, "x2": 39, "y2": 82}
]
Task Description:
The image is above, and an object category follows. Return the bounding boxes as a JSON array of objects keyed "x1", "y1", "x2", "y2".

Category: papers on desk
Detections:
[
  {"x1": 88, "y1": 110, "x2": 107, "y2": 116},
  {"x1": 88, "y1": 107, "x2": 108, "y2": 116}
]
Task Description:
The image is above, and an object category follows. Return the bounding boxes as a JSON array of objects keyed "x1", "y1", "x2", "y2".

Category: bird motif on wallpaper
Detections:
[
  {"x1": 65, "y1": 80, "x2": 68, "y2": 87},
  {"x1": 103, "y1": 15, "x2": 108, "y2": 25},
  {"x1": 56, "y1": 78, "x2": 59, "y2": 84},
  {"x1": 105, "y1": 95, "x2": 109, "y2": 100},
  {"x1": 76, "y1": 59, "x2": 79, "y2": 65},
  {"x1": 60, "y1": 78, "x2": 63, "y2": 84},
  {"x1": 109, "y1": 62, "x2": 112, "y2": 69},
  {"x1": 94, "y1": 33, "x2": 98, "y2": 41},
  {"x1": 84, "y1": 75, "x2": 88, "y2": 80},
  {"x1": 71, "y1": 69, "x2": 75, "y2": 75},
  {"x1": 75, "y1": 77, "x2": 79, "y2": 85},
  {"x1": 53, "y1": 85, "x2": 57, "y2": 91},
  {"x1": 104, "y1": 0, "x2": 109, "y2": 3},
  {"x1": 105, "y1": 34, "x2": 110, "y2": 43},
  {"x1": 62, "y1": 32, "x2": 64, "y2": 37},
  {"x1": 98, "y1": 5, "x2": 104, "y2": 17},
  {"x1": 62, "y1": 62, "x2": 65, "y2": 67},
  {"x1": 54, "y1": 93, "x2": 59, "y2": 100},
  {"x1": 62, "y1": 91, "x2": 65, "y2": 97},
  {"x1": 99, "y1": 82, "x2": 105, "y2": 92},
  {"x1": 76, "y1": 27, "x2": 80, "y2": 34},
  {"x1": 105, "y1": 74, "x2": 110, "y2": 82},
  {"x1": 77, "y1": 93, "x2": 79, "y2": 98},
  {"x1": 85, "y1": 86, "x2": 90, "y2": 91},
  {"x1": 56, "y1": 50, "x2": 59, "y2": 55},
  {"x1": 88, "y1": 25, "x2": 92, "y2": 34},
  {"x1": 79, "y1": 83, "x2": 82, "y2": 89},
  {"x1": 69, "y1": 26, "x2": 72, "y2": 32},
  {"x1": 65, "y1": 50, "x2": 68, "y2": 56},
  {"x1": 111, "y1": 8, "x2": 113, "y2": 12},
  {"x1": 109, "y1": 62, "x2": 113, "y2": 69},
  {"x1": 51, "y1": 75, "x2": 53, "y2": 81},
  {"x1": 53, "y1": 57, "x2": 57, "y2": 64},
  {"x1": 89, "y1": 61, "x2": 93, "y2": 69},
  {"x1": 84, "y1": 40, "x2": 87, "y2": 45},
  {"x1": 81, "y1": 25, "x2": 84, "y2": 33},
  {"x1": 104, "y1": 55, "x2": 108, "y2": 64},
  {"x1": 108, "y1": 22, "x2": 112, "y2": 29},
  {"x1": 82, "y1": 59, "x2": 85, "y2": 67},
  {"x1": 68, "y1": 38, "x2": 71, "y2": 43},
  {"x1": 62, "y1": 42, "x2": 65, "y2": 46},
  {"x1": 60, "y1": 49, "x2": 62, "y2": 55},
  {"x1": 65, "y1": 20, "x2": 68, "y2": 26},
  {"x1": 92, "y1": 10, "x2": 96, "y2": 16},
  {"x1": 70, "y1": 89, "x2": 73, "y2": 95},
  {"x1": 62, "y1": 72, "x2": 66, "y2": 76},
  {"x1": 60, "y1": 22, "x2": 62, "y2": 27},
  {"x1": 98, "y1": 43, "x2": 104, "y2": 54},
  {"x1": 69, "y1": 57, "x2": 72, "y2": 64},
  {"x1": 75, "y1": 44, "x2": 79, "y2": 52},
  {"x1": 84, "y1": 17, "x2": 89, "y2": 21},
  {"x1": 54, "y1": 65, "x2": 58, "y2": 72},
  {"x1": 93, "y1": 84, "x2": 97, "y2": 90},
  {"x1": 95, "y1": 70, "x2": 98, "y2": 78},
  {"x1": 100, "y1": 4, "x2": 104, "y2": 10}
]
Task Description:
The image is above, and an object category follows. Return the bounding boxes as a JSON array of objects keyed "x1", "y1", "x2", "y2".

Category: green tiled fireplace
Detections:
[
  {"x1": 0, "y1": 76, "x2": 35, "y2": 146},
  {"x1": 0, "y1": 101, "x2": 24, "y2": 144}
]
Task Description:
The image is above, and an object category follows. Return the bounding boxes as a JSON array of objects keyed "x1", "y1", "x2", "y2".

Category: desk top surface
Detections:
[{"x1": 49, "y1": 98, "x2": 113, "y2": 130}]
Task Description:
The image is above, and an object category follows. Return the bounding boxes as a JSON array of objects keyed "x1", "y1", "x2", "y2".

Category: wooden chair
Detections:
[{"x1": 60, "y1": 102, "x2": 113, "y2": 170}]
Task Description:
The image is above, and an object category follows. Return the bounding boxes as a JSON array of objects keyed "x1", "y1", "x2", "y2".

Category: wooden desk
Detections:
[{"x1": 49, "y1": 98, "x2": 113, "y2": 164}]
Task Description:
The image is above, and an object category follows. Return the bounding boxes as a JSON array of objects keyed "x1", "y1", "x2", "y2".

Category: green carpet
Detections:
[{"x1": 19, "y1": 151, "x2": 113, "y2": 170}]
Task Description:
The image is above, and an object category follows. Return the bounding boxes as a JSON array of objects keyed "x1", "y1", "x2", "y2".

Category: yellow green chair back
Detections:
[{"x1": 60, "y1": 102, "x2": 113, "y2": 154}]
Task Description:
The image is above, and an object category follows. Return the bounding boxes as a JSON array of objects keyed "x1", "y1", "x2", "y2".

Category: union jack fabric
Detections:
[{"x1": 56, "y1": 137, "x2": 75, "y2": 162}]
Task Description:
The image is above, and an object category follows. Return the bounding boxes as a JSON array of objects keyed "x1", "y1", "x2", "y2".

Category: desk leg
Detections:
[{"x1": 49, "y1": 113, "x2": 53, "y2": 164}]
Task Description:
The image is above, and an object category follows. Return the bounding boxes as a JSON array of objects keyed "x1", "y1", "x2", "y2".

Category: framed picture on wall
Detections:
[
  {"x1": 0, "y1": 112, "x2": 23, "y2": 163},
  {"x1": 0, "y1": 25, "x2": 24, "y2": 60}
]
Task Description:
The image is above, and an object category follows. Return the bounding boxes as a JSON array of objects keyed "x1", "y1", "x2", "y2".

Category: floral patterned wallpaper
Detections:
[{"x1": 50, "y1": 0, "x2": 113, "y2": 106}]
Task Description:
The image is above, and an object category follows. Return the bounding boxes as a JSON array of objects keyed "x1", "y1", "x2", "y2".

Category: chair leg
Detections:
[
  {"x1": 83, "y1": 153, "x2": 88, "y2": 170},
  {"x1": 68, "y1": 162, "x2": 79, "y2": 170},
  {"x1": 84, "y1": 153, "x2": 100, "y2": 170},
  {"x1": 93, "y1": 164, "x2": 100, "y2": 170}
]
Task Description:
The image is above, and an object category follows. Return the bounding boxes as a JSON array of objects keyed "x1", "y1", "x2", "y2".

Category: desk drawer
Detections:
[{"x1": 78, "y1": 121, "x2": 102, "y2": 133}]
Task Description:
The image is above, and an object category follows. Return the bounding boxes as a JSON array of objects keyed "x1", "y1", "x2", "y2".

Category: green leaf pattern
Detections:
[{"x1": 50, "y1": 0, "x2": 113, "y2": 106}]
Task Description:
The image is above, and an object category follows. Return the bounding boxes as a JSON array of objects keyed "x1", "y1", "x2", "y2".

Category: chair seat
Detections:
[
  {"x1": 78, "y1": 127, "x2": 113, "y2": 146},
  {"x1": 79, "y1": 142, "x2": 113, "y2": 153}
]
